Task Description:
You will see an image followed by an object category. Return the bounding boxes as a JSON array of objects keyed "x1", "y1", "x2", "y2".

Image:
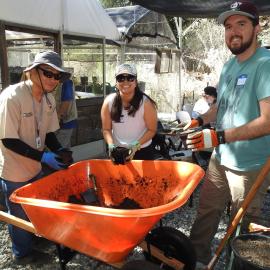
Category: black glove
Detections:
[
  {"x1": 110, "y1": 146, "x2": 130, "y2": 165},
  {"x1": 55, "y1": 148, "x2": 74, "y2": 168}
]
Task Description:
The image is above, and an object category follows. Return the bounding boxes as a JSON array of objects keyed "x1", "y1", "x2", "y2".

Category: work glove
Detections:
[
  {"x1": 108, "y1": 144, "x2": 130, "y2": 165},
  {"x1": 179, "y1": 116, "x2": 204, "y2": 131},
  {"x1": 186, "y1": 129, "x2": 226, "y2": 151},
  {"x1": 41, "y1": 152, "x2": 66, "y2": 170},
  {"x1": 55, "y1": 148, "x2": 74, "y2": 167},
  {"x1": 108, "y1": 143, "x2": 116, "y2": 157},
  {"x1": 126, "y1": 141, "x2": 141, "y2": 161}
]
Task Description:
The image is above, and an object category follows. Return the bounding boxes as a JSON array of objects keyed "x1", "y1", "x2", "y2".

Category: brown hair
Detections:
[{"x1": 111, "y1": 86, "x2": 157, "y2": 122}]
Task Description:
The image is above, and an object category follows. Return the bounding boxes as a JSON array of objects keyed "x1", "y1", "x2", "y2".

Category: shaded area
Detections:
[{"x1": 131, "y1": 0, "x2": 270, "y2": 17}]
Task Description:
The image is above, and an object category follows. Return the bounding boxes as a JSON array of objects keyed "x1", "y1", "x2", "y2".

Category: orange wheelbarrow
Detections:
[{"x1": 0, "y1": 159, "x2": 204, "y2": 270}]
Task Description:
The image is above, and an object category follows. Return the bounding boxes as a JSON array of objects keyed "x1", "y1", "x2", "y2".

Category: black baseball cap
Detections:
[
  {"x1": 204, "y1": 86, "x2": 217, "y2": 98},
  {"x1": 218, "y1": 1, "x2": 259, "y2": 25}
]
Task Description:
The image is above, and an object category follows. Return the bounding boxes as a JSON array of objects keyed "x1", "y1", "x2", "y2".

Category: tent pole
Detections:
[
  {"x1": 0, "y1": 21, "x2": 9, "y2": 90},
  {"x1": 174, "y1": 17, "x2": 182, "y2": 110},
  {"x1": 103, "y1": 37, "x2": 106, "y2": 96},
  {"x1": 59, "y1": 0, "x2": 64, "y2": 58}
]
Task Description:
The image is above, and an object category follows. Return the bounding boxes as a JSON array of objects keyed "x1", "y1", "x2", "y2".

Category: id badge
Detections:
[{"x1": 36, "y1": 136, "x2": 41, "y2": 148}]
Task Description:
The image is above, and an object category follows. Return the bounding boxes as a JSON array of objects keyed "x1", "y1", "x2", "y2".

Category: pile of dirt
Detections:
[
  {"x1": 111, "y1": 197, "x2": 142, "y2": 209},
  {"x1": 233, "y1": 237, "x2": 270, "y2": 268}
]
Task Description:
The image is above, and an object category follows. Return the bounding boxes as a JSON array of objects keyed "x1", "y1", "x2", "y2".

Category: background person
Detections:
[
  {"x1": 192, "y1": 86, "x2": 217, "y2": 119},
  {"x1": 181, "y1": 2, "x2": 270, "y2": 268},
  {"x1": 55, "y1": 78, "x2": 78, "y2": 149},
  {"x1": 0, "y1": 51, "x2": 73, "y2": 264},
  {"x1": 101, "y1": 63, "x2": 162, "y2": 164}
]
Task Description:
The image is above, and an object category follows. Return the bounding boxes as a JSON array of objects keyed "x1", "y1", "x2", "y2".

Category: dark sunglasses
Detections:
[
  {"x1": 116, "y1": 74, "x2": 136, "y2": 83},
  {"x1": 37, "y1": 66, "x2": 63, "y2": 81}
]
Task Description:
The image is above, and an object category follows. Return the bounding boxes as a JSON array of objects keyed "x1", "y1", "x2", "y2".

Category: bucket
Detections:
[{"x1": 231, "y1": 234, "x2": 270, "y2": 270}]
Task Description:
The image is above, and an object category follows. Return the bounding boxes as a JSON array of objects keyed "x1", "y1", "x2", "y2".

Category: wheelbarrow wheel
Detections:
[
  {"x1": 144, "y1": 226, "x2": 196, "y2": 270},
  {"x1": 121, "y1": 259, "x2": 160, "y2": 270}
]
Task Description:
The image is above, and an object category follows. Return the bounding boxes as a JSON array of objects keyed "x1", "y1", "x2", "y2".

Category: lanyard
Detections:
[
  {"x1": 25, "y1": 81, "x2": 43, "y2": 148},
  {"x1": 32, "y1": 97, "x2": 43, "y2": 137}
]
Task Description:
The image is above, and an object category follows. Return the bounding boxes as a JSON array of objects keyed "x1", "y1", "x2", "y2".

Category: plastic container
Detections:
[
  {"x1": 231, "y1": 234, "x2": 270, "y2": 270},
  {"x1": 10, "y1": 159, "x2": 204, "y2": 263}
]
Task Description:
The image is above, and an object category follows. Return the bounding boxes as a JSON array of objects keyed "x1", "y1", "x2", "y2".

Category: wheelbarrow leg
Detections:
[{"x1": 56, "y1": 244, "x2": 77, "y2": 270}]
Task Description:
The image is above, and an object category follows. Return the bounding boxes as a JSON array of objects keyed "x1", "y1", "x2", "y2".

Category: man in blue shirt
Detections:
[
  {"x1": 55, "y1": 79, "x2": 78, "y2": 149},
  {"x1": 183, "y1": 2, "x2": 270, "y2": 267}
]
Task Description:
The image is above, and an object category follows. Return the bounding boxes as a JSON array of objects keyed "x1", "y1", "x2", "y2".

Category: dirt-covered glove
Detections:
[
  {"x1": 126, "y1": 141, "x2": 141, "y2": 161},
  {"x1": 186, "y1": 129, "x2": 225, "y2": 151},
  {"x1": 108, "y1": 144, "x2": 130, "y2": 165},
  {"x1": 55, "y1": 148, "x2": 73, "y2": 168},
  {"x1": 108, "y1": 144, "x2": 116, "y2": 156},
  {"x1": 179, "y1": 116, "x2": 203, "y2": 131}
]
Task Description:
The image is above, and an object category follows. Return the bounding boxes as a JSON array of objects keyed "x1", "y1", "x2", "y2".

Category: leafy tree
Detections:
[{"x1": 99, "y1": 0, "x2": 132, "y2": 8}]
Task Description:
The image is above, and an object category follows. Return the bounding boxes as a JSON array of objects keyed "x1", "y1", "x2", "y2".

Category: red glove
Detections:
[
  {"x1": 180, "y1": 117, "x2": 203, "y2": 131},
  {"x1": 186, "y1": 129, "x2": 225, "y2": 151}
]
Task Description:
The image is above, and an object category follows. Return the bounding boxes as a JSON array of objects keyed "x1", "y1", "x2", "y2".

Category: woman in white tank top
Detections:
[{"x1": 101, "y1": 64, "x2": 162, "y2": 163}]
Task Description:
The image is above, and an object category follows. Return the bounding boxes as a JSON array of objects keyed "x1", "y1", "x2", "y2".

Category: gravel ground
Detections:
[{"x1": 0, "y1": 180, "x2": 269, "y2": 270}]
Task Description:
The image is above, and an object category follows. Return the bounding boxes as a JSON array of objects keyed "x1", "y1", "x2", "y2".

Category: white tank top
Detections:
[{"x1": 108, "y1": 93, "x2": 151, "y2": 148}]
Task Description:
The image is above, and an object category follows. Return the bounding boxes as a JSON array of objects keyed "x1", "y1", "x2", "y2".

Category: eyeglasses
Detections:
[
  {"x1": 116, "y1": 74, "x2": 136, "y2": 83},
  {"x1": 37, "y1": 66, "x2": 63, "y2": 81}
]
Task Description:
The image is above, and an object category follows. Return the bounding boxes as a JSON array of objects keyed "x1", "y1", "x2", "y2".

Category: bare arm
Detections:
[
  {"x1": 139, "y1": 99, "x2": 157, "y2": 145},
  {"x1": 200, "y1": 103, "x2": 218, "y2": 125},
  {"x1": 100, "y1": 97, "x2": 114, "y2": 145},
  {"x1": 224, "y1": 97, "x2": 270, "y2": 143}
]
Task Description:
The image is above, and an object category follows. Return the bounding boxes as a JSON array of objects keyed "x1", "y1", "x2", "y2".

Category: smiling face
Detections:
[
  {"x1": 116, "y1": 73, "x2": 137, "y2": 101},
  {"x1": 224, "y1": 15, "x2": 260, "y2": 57},
  {"x1": 30, "y1": 64, "x2": 61, "y2": 93}
]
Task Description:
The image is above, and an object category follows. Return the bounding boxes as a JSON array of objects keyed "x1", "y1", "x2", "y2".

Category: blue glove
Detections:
[{"x1": 41, "y1": 152, "x2": 65, "y2": 170}]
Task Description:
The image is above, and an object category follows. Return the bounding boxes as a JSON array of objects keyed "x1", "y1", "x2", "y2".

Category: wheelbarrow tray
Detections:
[{"x1": 10, "y1": 159, "x2": 204, "y2": 264}]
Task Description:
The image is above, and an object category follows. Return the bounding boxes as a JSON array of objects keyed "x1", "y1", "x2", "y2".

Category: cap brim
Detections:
[
  {"x1": 23, "y1": 63, "x2": 40, "y2": 72},
  {"x1": 24, "y1": 63, "x2": 70, "y2": 76},
  {"x1": 218, "y1": 11, "x2": 255, "y2": 24},
  {"x1": 115, "y1": 71, "x2": 137, "y2": 77}
]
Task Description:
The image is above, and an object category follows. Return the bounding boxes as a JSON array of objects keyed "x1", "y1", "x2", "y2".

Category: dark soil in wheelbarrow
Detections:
[
  {"x1": 68, "y1": 176, "x2": 174, "y2": 209},
  {"x1": 111, "y1": 197, "x2": 143, "y2": 209},
  {"x1": 233, "y1": 238, "x2": 270, "y2": 268},
  {"x1": 68, "y1": 195, "x2": 143, "y2": 209}
]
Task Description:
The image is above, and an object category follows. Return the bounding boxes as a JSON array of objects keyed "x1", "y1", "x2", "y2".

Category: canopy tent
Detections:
[
  {"x1": 131, "y1": 0, "x2": 270, "y2": 17},
  {"x1": 106, "y1": 5, "x2": 176, "y2": 46},
  {"x1": 0, "y1": 0, "x2": 120, "y2": 40},
  {"x1": 0, "y1": 0, "x2": 121, "y2": 89}
]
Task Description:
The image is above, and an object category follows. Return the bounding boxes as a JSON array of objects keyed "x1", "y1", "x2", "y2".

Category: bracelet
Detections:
[{"x1": 216, "y1": 130, "x2": 226, "y2": 144}]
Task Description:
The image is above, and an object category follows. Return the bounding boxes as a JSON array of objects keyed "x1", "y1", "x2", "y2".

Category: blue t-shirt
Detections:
[
  {"x1": 215, "y1": 47, "x2": 270, "y2": 171},
  {"x1": 61, "y1": 80, "x2": 77, "y2": 129}
]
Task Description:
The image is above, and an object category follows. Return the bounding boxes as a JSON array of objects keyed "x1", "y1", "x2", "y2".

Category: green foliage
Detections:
[{"x1": 99, "y1": 0, "x2": 132, "y2": 8}]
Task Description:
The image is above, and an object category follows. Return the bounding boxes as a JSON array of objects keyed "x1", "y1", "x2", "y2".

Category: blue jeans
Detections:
[{"x1": 1, "y1": 171, "x2": 44, "y2": 258}]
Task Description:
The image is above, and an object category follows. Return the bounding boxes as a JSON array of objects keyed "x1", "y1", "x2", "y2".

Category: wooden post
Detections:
[{"x1": 0, "y1": 21, "x2": 9, "y2": 90}]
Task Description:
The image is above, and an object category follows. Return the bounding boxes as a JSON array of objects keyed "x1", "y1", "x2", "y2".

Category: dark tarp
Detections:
[
  {"x1": 106, "y1": 6, "x2": 150, "y2": 35},
  {"x1": 106, "y1": 6, "x2": 177, "y2": 45},
  {"x1": 131, "y1": 0, "x2": 270, "y2": 17}
]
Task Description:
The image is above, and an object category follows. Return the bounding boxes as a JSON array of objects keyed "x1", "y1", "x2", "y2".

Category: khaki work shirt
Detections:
[{"x1": 0, "y1": 80, "x2": 59, "y2": 182}]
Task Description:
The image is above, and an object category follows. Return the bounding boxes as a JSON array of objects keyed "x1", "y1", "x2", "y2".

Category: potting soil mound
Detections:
[
  {"x1": 111, "y1": 197, "x2": 142, "y2": 209},
  {"x1": 233, "y1": 238, "x2": 270, "y2": 268}
]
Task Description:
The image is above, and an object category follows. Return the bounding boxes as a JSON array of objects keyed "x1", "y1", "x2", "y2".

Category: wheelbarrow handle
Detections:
[
  {"x1": 0, "y1": 210, "x2": 36, "y2": 234},
  {"x1": 206, "y1": 157, "x2": 270, "y2": 270}
]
